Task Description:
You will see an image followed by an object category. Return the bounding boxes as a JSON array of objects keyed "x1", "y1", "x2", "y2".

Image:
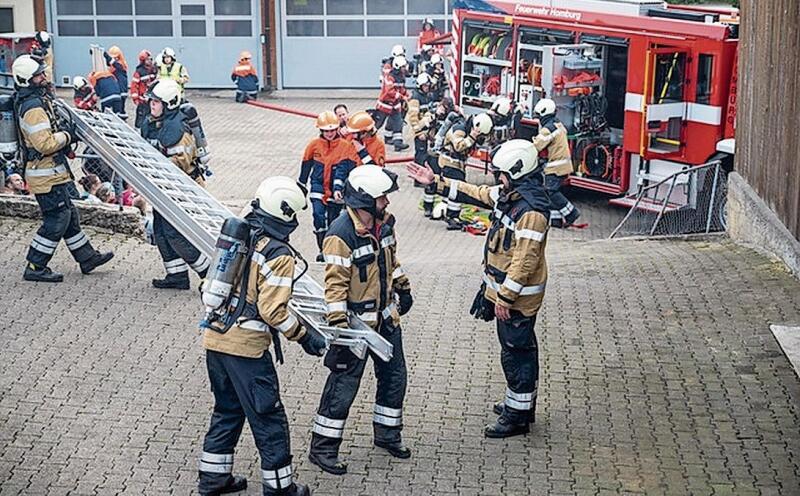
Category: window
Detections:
[
  {"x1": 653, "y1": 52, "x2": 686, "y2": 103},
  {"x1": 286, "y1": 0, "x2": 322, "y2": 15},
  {"x1": 135, "y1": 0, "x2": 171, "y2": 15},
  {"x1": 0, "y1": 8, "x2": 13, "y2": 33},
  {"x1": 57, "y1": 0, "x2": 93, "y2": 15},
  {"x1": 136, "y1": 20, "x2": 173, "y2": 36},
  {"x1": 182, "y1": 20, "x2": 206, "y2": 37},
  {"x1": 215, "y1": 20, "x2": 252, "y2": 37},
  {"x1": 96, "y1": 0, "x2": 132, "y2": 15},
  {"x1": 97, "y1": 20, "x2": 134, "y2": 36},
  {"x1": 326, "y1": 0, "x2": 362, "y2": 15},
  {"x1": 367, "y1": 0, "x2": 403, "y2": 15},
  {"x1": 286, "y1": 20, "x2": 323, "y2": 36},
  {"x1": 58, "y1": 20, "x2": 94, "y2": 36},
  {"x1": 181, "y1": 4, "x2": 206, "y2": 15},
  {"x1": 327, "y1": 20, "x2": 363, "y2": 37},
  {"x1": 368, "y1": 20, "x2": 404, "y2": 37},
  {"x1": 696, "y1": 54, "x2": 714, "y2": 105},
  {"x1": 408, "y1": 0, "x2": 444, "y2": 15},
  {"x1": 214, "y1": 0, "x2": 250, "y2": 15}
]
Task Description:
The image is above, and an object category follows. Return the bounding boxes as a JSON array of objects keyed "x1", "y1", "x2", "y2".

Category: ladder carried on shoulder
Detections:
[{"x1": 61, "y1": 105, "x2": 393, "y2": 361}]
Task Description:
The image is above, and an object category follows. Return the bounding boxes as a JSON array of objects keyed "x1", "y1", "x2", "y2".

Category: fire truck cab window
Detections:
[
  {"x1": 696, "y1": 54, "x2": 714, "y2": 105},
  {"x1": 653, "y1": 52, "x2": 686, "y2": 103}
]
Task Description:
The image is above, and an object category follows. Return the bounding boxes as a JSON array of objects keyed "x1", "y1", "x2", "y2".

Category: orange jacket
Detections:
[
  {"x1": 418, "y1": 29, "x2": 443, "y2": 52},
  {"x1": 299, "y1": 136, "x2": 359, "y2": 202},
  {"x1": 377, "y1": 71, "x2": 407, "y2": 114},
  {"x1": 359, "y1": 134, "x2": 386, "y2": 166}
]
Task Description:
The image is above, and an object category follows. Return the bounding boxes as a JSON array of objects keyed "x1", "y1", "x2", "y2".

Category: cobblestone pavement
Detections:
[{"x1": 1, "y1": 95, "x2": 798, "y2": 495}]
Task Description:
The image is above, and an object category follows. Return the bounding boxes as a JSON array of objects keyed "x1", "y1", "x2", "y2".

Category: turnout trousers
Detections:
[
  {"x1": 200, "y1": 350, "x2": 297, "y2": 495},
  {"x1": 440, "y1": 166, "x2": 466, "y2": 221},
  {"x1": 152, "y1": 210, "x2": 210, "y2": 278},
  {"x1": 310, "y1": 199, "x2": 343, "y2": 249},
  {"x1": 496, "y1": 312, "x2": 539, "y2": 425},
  {"x1": 545, "y1": 174, "x2": 580, "y2": 228},
  {"x1": 26, "y1": 182, "x2": 97, "y2": 268},
  {"x1": 373, "y1": 110, "x2": 405, "y2": 147},
  {"x1": 415, "y1": 139, "x2": 440, "y2": 212},
  {"x1": 310, "y1": 318, "x2": 407, "y2": 457}
]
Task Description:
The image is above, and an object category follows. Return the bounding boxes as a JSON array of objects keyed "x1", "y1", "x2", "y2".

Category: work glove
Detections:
[
  {"x1": 396, "y1": 289, "x2": 413, "y2": 316},
  {"x1": 298, "y1": 328, "x2": 327, "y2": 357},
  {"x1": 469, "y1": 284, "x2": 495, "y2": 322}
]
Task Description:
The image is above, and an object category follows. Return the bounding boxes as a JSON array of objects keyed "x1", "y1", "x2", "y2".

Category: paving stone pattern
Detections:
[{"x1": 0, "y1": 95, "x2": 798, "y2": 495}]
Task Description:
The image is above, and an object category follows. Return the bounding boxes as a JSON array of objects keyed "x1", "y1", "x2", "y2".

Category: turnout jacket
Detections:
[
  {"x1": 376, "y1": 69, "x2": 408, "y2": 114},
  {"x1": 533, "y1": 116, "x2": 572, "y2": 177},
  {"x1": 323, "y1": 207, "x2": 410, "y2": 330},
  {"x1": 203, "y1": 235, "x2": 306, "y2": 359},
  {"x1": 15, "y1": 87, "x2": 72, "y2": 195},
  {"x1": 435, "y1": 177, "x2": 550, "y2": 316},
  {"x1": 91, "y1": 72, "x2": 121, "y2": 107},
  {"x1": 438, "y1": 118, "x2": 479, "y2": 173},
  {"x1": 406, "y1": 89, "x2": 437, "y2": 140},
  {"x1": 73, "y1": 86, "x2": 98, "y2": 110},
  {"x1": 141, "y1": 109, "x2": 204, "y2": 187},
  {"x1": 130, "y1": 63, "x2": 157, "y2": 105},
  {"x1": 299, "y1": 136, "x2": 358, "y2": 202}
]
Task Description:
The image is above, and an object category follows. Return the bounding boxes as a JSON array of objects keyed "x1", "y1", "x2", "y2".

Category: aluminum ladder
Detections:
[{"x1": 62, "y1": 105, "x2": 392, "y2": 361}]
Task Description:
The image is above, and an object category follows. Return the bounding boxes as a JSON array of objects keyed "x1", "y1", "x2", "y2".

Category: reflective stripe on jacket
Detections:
[
  {"x1": 533, "y1": 120, "x2": 572, "y2": 176},
  {"x1": 299, "y1": 136, "x2": 358, "y2": 201}
]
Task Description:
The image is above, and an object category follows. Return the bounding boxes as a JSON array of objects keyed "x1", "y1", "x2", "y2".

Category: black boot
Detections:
[
  {"x1": 445, "y1": 217, "x2": 463, "y2": 231},
  {"x1": 423, "y1": 203, "x2": 434, "y2": 218},
  {"x1": 199, "y1": 475, "x2": 247, "y2": 496},
  {"x1": 394, "y1": 141, "x2": 409, "y2": 151},
  {"x1": 374, "y1": 440, "x2": 412, "y2": 459},
  {"x1": 265, "y1": 482, "x2": 311, "y2": 496},
  {"x1": 308, "y1": 451, "x2": 347, "y2": 475},
  {"x1": 152, "y1": 272, "x2": 190, "y2": 290},
  {"x1": 80, "y1": 251, "x2": 114, "y2": 274},
  {"x1": 23, "y1": 263, "x2": 63, "y2": 283},
  {"x1": 484, "y1": 416, "x2": 530, "y2": 439},
  {"x1": 493, "y1": 401, "x2": 535, "y2": 424}
]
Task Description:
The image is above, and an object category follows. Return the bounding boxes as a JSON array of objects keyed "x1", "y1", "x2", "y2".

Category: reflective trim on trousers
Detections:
[
  {"x1": 30, "y1": 234, "x2": 58, "y2": 255},
  {"x1": 190, "y1": 254, "x2": 210, "y2": 273},
  {"x1": 373, "y1": 404, "x2": 402, "y2": 427},
  {"x1": 64, "y1": 231, "x2": 89, "y2": 252},
  {"x1": 312, "y1": 414, "x2": 345, "y2": 438},
  {"x1": 164, "y1": 258, "x2": 189, "y2": 274},
  {"x1": 262, "y1": 464, "x2": 293, "y2": 490},
  {"x1": 447, "y1": 199, "x2": 461, "y2": 211},
  {"x1": 504, "y1": 387, "x2": 534, "y2": 411},
  {"x1": 198, "y1": 451, "x2": 233, "y2": 474}
]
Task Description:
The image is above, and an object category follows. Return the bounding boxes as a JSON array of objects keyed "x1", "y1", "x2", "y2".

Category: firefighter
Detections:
[
  {"x1": 532, "y1": 99, "x2": 580, "y2": 228},
  {"x1": 231, "y1": 51, "x2": 259, "y2": 103},
  {"x1": 437, "y1": 112, "x2": 493, "y2": 230},
  {"x1": 381, "y1": 45, "x2": 406, "y2": 79},
  {"x1": 89, "y1": 69, "x2": 123, "y2": 118},
  {"x1": 298, "y1": 111, "x2": 359, "y2": 262},
  {"x1": 420, "y1": 97, "x2": 455, "y2": 217},
  {"x1": 417, "y1": 18, "x2": 441, "y2": 53},
  {"x1": 406, "y1": 72, "x2": 438, "y2": 191},
  {"x1": 12, "y1": 55, "x2": 114, "y2": 283},
  {"x1": 199, "y1": 177, "x2": 326, "y2": 496},
  {"x1": 422, "y1": 54, "x2": 447, "y2": 101},
  {"x1": 72, "y1": 76, "x2": 97, "y2": 110},
  {"x1": 130, "y1": 50, "x2": 157, "y2": 129},
  {"x1": 105, "y1": 46, "x2": 129, "y2": 120},
  {"x1": 308, "y1": 165, "x2": 413, "y2": 475},
  {"x1": 30, "y1": 31, "x2": 54, "y2": 84},
  {"x1": 373, "y1": 55, "x2": 409, "y2": 152},
  {"x1": 488, "y1": 97, "x2": 524, "y2": 144},
  {"x1": 141, "y1": 79, "x2": 210, "y2": 289},
  {"x1": 346, "y1": 111, "x2": 385, "y2": 167},
  {"x1": 159, "y1": 47, "x2": 190, "y2": 96},
  {"x1": 407, "y1": 139, "x2": 549, "y2": 438}
]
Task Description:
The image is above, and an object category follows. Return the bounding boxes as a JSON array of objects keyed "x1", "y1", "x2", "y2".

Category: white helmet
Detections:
[
  {"x1": 416, "y1": 72, "x2": 432, "y2": 88},
  {"x1": 253, "y1": 176, "x2": 308, "y2": 222},
  {"x1": 472, "y1": 113, "x2": 494, "y2": 136},
  {"x1": 11, "y1": 55, "x2": 46, "y2": 88},
  {"x1": 491, "y1": 97, "x2": 513, "y2": 117},
  {"x1": 72, "y1": 75, "x2": 88, "y2": 90},
  {"x1": 154, "y1": 53, "x2": 163, "y2": 67},
  {"x1": 35, "y1": 31, "x2": 51, "y2": 45},
  {"x1": 392, "y1": 55, "x2": 408, "y2": 70},
  {"x1": 430, "y1": 53, "x2": 443, "y2": 65},
  {"x1": 161, "y1": 47, "x2": 176, "y2": 59},
  {"x1": 534, "y1": 98, "x2": 557, "y2": 117},
  {"x1": 391, "y1": 44, "x2": 406, "y2": 58},
  {"x1": 490, "y1": 139, "x2": 539, "y2": 180},
  {"x1": 345, "y1": 165, "x2": 399, "y2": 214},
  {"x1": 147, "y1": 79, "x2": 182, "y2": 110}
]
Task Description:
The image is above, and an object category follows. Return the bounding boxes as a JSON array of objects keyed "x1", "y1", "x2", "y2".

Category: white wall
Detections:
[{"x1": 0, "y1": 0, "x2": 35, "y2": 33}]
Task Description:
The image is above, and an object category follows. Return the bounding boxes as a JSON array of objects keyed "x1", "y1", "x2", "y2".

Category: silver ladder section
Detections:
[{"x1": 63, "y1": 106, "x2": 393, "y2": 361}]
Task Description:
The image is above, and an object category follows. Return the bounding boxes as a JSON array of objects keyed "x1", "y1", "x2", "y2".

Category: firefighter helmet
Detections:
[
  {"x1": 253, "y1": 176, "x2": 308, "y2": 222},
  {"x1": 347, "y1": 111, "x2": 375, "y2": 133},
  {"x1": 391, "y1": 44, "x2": 406, "y2": 57},
  {"x1": 423, "y1": 18, "x2": 435, "y2": 29},
  {"x1": 239, "y1": 51, "x2": 252, "y2": 62},
  {"x1": 35, "y1": 31, "x2": 51, "y2": 47},
  {"x1": 490, "y1": 139, "x2": 539, "y2": 180},
  {"x1": 472, "y1": 113, "x2": 494, "y2": 135},
  {"x1": 392, "y1": 55, "x2": 408, "y2": 70},
  {"x1": 161, "y1": 47, "x2": 176, "y2": 59},
  {"x1": 138, "y1": 50, "x2": 152, "y2": 62},
  {"x1": 72, "y1": 75, "x2": 88, "y2": 90},
  {"x1": 430, "y1": 53, "x2": 443, "y2": 65},
  {"x1": 315, "y1": 111, "x2": 339, "y2": 131},
  {"x1": 108, "y1": 46, "x2": 123, "y2": 58},
  {"x1": 147, "y1": 79, "x2": 182, "y2": 110},
  {"x1": 534, "y1": 98, "x2": 557, "y2": 117},
  {"x1": 416, "y1": 72, "x2": 432, "y2": 88},
  {"x1": 491, "y1": 97, "x2": 513, "y2": 117},
  {"x1": 12, "y1": 55, "x2": 46, "y2": 88},
  {"x1": 344, "y1": 165, "x2": 399, "y2": 214}
]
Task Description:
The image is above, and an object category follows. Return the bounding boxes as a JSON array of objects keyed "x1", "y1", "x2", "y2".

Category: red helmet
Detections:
[{"x1": 138, "y1": 50, "x2": 152, "y2": 62}]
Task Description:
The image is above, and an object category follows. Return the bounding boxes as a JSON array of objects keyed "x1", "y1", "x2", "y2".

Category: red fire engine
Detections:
[{"x1": 448, "y1": 0, "x2": 739, "y2": 204}]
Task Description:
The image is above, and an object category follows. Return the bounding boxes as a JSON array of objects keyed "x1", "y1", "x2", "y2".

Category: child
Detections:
[
  {"x1": 230, "y1": 51, "x2": 258, "y2": 102},
  {"x1": 105, "y1": 46, "x2": 129, "y2": 119}
]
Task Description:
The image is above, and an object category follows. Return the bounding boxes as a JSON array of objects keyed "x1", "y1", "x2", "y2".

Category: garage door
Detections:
[
  {"x1": 47, "y1": 0, "x2": 262, "y2": 88},
  {"x1": 280, "y1": 0, "x2": 451, "y2": 88}
]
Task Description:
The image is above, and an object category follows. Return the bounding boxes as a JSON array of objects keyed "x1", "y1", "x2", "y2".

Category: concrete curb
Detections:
[
  {"x1": 0, "y1": 194, "x2": 145, "y2": 238},
  {"x1": 727, "y1": 172, "x2": 800, "y2": 278}
]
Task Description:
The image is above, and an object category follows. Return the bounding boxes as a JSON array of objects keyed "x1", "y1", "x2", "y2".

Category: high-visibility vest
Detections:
[{"x1": 159, "y1": 62, "x2": 186, "y2": 93}]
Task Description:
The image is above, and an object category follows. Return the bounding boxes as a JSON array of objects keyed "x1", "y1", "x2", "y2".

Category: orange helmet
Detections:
[
  {"x1": 347, "y1": 111, "x2": 375, "y2": 133},
  {"x1": 315, "y1": 111, "x2": 339, "y2": 131},
  {"x1": 138, "y1": 49, "x2": 151, "y2": 62},
  {"x1": 239, "y1": 51, "x2": 252, "y2": 62}
]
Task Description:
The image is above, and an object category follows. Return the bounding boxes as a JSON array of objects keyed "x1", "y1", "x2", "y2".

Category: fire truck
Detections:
[{"x1": 448, "y1": 0, "x2": 739, "y2": 207}]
